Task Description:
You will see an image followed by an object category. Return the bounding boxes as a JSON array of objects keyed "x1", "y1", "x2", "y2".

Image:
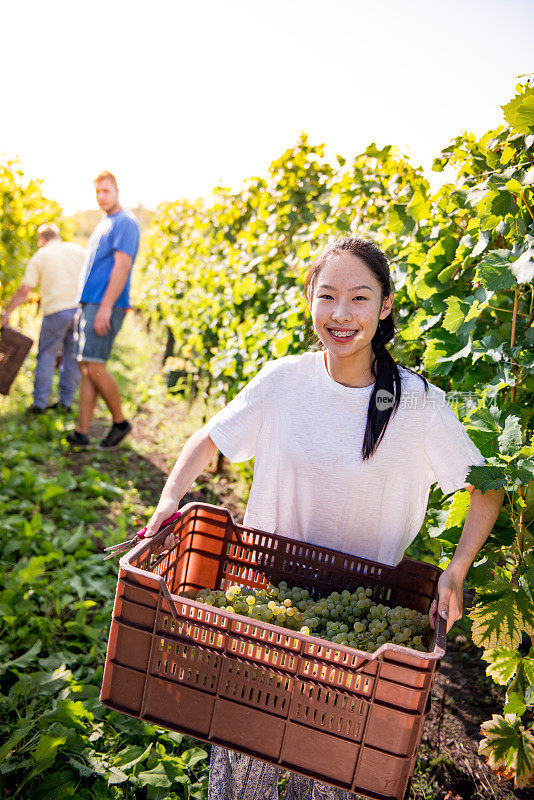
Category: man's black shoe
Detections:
[
  {"x1": 48, "y1": 402, "x2": 72, "y2": 412},
  {"x1": 66, "y1": 430, "x2": 90, "y2": 447},
  {"x1": 28, "y1": 405, "x2": 47, "y2": 415},
  {"x1": 98, "y1": 420, "x2": 133, "y2": 450}
]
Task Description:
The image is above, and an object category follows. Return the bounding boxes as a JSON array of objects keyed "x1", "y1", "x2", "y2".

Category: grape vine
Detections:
[
  {"x1": 0, "y1": 160, "x2": 61, "y2": 304},
  {"x1": 138, "y1": 79, "x2": 534, "y2": 787}
]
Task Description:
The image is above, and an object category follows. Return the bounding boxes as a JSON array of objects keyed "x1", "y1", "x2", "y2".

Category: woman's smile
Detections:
[{"x1": 326, "y1": 327, "x2": 359, "y2": 342}]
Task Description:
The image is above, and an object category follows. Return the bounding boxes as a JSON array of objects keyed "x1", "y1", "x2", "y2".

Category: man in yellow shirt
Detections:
[{"x1": 1, "y1": 224, "x2": 86, "y2": 412}]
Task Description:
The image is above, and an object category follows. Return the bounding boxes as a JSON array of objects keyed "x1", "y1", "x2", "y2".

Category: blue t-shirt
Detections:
[{"x1": 79, "y1": 209, "x2": 140, "y2": 308}]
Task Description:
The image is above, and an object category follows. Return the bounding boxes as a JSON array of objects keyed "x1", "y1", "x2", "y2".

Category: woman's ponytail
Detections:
[{"x1": 363, "y1": 316, "x2": 402, "y2": 460}]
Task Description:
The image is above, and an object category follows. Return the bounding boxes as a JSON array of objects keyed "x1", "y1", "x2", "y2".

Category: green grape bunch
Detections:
[{"x1": 180, "y1": 581, "x2": 431, "y2": 653}]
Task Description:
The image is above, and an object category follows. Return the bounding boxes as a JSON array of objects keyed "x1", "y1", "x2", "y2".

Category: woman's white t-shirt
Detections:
[{"x1": 205, "y1": 351, "x2": 485, "y2": 567}]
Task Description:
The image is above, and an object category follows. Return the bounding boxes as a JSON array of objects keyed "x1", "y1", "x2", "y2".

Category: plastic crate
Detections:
[
  {"x1": 100, "y1": 503, "x2": 446, "y2": 800},
  {"x1": 0, "y1": 326, "x2": 33, "y2": 395}
]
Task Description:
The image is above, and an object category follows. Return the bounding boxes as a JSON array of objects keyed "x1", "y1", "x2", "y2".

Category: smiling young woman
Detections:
[{"x1": 143, "y1": 236, "x2": 504, "y2": 800}]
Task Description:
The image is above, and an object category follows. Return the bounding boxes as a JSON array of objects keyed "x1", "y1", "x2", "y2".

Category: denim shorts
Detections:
[{"x1": 74, "y1": 302, "x2": 127, "y2": 363}]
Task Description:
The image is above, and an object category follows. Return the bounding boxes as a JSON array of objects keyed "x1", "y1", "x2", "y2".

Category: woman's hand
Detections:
[
  {"x1": 429, "y1": 566, "x2": 464, "y2": 634},
  {"x1": 144, "y1": 497, "x2": 181, "y2": 552}
]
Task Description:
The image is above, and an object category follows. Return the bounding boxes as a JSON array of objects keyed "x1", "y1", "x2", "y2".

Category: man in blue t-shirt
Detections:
[{"x1": 67, "y1": 171, "x2": 140, "y2": 450}]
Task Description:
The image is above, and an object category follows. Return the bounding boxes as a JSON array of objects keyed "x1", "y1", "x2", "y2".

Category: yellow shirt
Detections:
[{"x1": 22, "y1": 240, "x2": 87, "y2": 316}]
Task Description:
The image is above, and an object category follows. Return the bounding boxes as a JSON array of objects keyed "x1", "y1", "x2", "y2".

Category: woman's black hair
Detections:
[{"x1": 305, "y1": 237, "x2": 429, "y2": 460}]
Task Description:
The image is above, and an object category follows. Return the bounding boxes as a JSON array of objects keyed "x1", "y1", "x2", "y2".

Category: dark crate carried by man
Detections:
[
  {"x1": 1, "y1": 224, "x2": 86, "y2": 411},
  {"x1": 68, "y1": 171, "x2": 140, "y2": 450}
]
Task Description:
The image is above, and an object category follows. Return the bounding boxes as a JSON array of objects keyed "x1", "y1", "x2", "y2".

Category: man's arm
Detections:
[
  {"x1": 93, "y1": 251, "x2": 132, "y2": 335},
  {"x1": 1, "y1": 284, "x2": 33, "y2": 327}
]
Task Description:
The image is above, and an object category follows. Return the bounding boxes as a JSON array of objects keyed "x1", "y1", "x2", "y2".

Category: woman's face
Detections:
[{"x1": 310, "y1": 252, "x2": 394, "y2": 361}]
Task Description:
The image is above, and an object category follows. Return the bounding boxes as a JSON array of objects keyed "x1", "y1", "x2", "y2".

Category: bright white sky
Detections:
[{"x1": 2, "y1": 0, "x2": 532, "y2": 213}]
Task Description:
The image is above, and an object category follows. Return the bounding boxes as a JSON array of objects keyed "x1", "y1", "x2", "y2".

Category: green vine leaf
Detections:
[
  {"x1": 502, "y1": 86, "x2": 534, "y2": 135},
  {"x1": 504, "y1": 692, "x2": 527, "y2": 717},
  {"x1": 487, "y1": 189, "x2": 517, "y2": 218},
  {"x1": 479, "y1": 714, "x2": 534, "y2": 788},
  {"x1": 465, "y1": 407, "x2": 502, "y2": 456},
  {"x1": 446, "y1": 490, "x2": 470, "y2": 528},
  {"x1": 399, "y1": 309, "x2": 442, "y2": 340},
  {"x1": 466, "y1": 464, "x2": 507, "y2": 492},
  {"x1": 506, "y1": 460, "x2": 534, "y2": 488},
  {"x1": 475, "y1": 250, "x2": 517, "y2": 291},
  {"x1": 469, "y1": 577, "x2": 534, "y2": 649},
  {"x1": 499, "y1": 415, "x2": 523, "y2": 455},
  {"x1": 471, "y1": 230, "x2": 492, "y2": 258},
  {"x1": 506, "y1": 217, "x2": 527, "y2": 239},
  {"x1": 508, "y1": 654, "x2": 534, "y2": 701},
  {"x1": 482, "y1": 648, "x2": 534, "y2": 704},
  {"x1": 482, "y1": 647, "x2": 522, "y2": 686},
  {"x1": 467, "y1": 179, "x2": 491, "y2": 206},
  {"x1": 442, "y1": 297, "x2": 467, "y2": 333},
  {"x1": 442, "y1": 296, "x2": 487, "y2": 335},
  {"x1": 407, "y1": 188, "x2": 431, "y2": 221},
  {"x1": 435, "y1": 337, "x2": 473, "y2": 364},
  {"x1": 510, "y1": 247, "x2": 534, "y2": 285}
]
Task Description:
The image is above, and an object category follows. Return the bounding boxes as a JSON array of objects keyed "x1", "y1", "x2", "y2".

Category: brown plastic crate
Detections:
[
  {"x1": 0, "y1": 326, "x2": 33, "y2": 395},
  {"x1": 100, "y1": 503, "x2": 447, "y2": 800}
]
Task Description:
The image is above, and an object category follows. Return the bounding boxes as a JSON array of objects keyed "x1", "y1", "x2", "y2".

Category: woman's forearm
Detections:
[
  {"x1": 144, "y1": 427, "x2": 218, "y2": 537},
  {"x1": 448, "y1": 487, "x2": 505, "y2": 579},
  {"x1": 160, "y1": 427, "x2": 217, "y2": 505}
]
